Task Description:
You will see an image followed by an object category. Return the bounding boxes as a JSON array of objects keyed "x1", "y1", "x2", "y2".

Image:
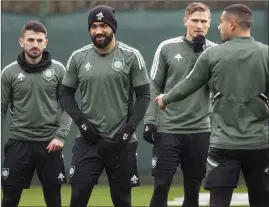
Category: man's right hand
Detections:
[
  {"x1": 143, "y1": 124, "x2": 157, "y2": 144},
  {"x1": 75, "y1": 117, "x2": 100, "y2": 144}
]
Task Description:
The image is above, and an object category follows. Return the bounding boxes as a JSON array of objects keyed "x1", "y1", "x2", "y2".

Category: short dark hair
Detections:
[
  {"x1": 185, "y1": 2, "x2": 210, "y2": 17},
  {"x1": 21, "y1": 21, "x2": 47, "y2": 37},
  {"x1": 224, "y1": 4, "x2": 253, "y2": 29}
]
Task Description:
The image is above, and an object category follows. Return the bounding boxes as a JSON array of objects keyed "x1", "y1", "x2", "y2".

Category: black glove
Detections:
[
  {"x1": 113, "y1": 125, "x2": 134, "y2": 153},
  {"x1": 193, "y1": 34, "x2": 206, "y2": 53},
  {"x1": 98, "y1": 124, "x2": 134, "y2": 157},
  {"x1": 75, "y1": 117, "x2": 100, "y2": 144},
  {"x1": 143, "y1": 124, "x2": 157, "y2": 144}
]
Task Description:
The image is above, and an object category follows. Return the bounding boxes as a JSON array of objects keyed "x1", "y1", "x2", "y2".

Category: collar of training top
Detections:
[{"x1": 17, "y1": 50, "x2": 52, "y2": 73}]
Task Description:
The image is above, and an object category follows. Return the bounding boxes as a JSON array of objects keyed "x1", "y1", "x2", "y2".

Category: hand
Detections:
[
  {"x1": 143, "y1": 124, "x2": 157, "y2": 144},
  {"x1": 47, "y1": 138, "x2": 64, "y2": 153},
  {"x1": 98, "y1": 125, "x2": 134, "y2": 157},
  {"x1": 76, "y1": 117, "x2": 100, "y2": 144},
  {"x1": 193, "y1": 34, "x2": 205, "y2": 53},
  {"x1": 155, "y1": 94, "x2": 167, "y2": 110}
]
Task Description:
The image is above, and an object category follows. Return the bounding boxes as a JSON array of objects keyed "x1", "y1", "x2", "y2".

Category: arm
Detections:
[
  {"x1": 115, "y1": 51, "x2": 150, "y2": 143},
  {"x1": 54, "y1": 65, "x2": 72, "y2": 143},
  {"x1": 144, "y1": 45, "x2": 167, "y2": 125},
  {"x1": 59, "y1": 54, "x2": 99, "y2": 143},
  {"x1": 1, "y1": 70, "x2": 12, "y2": 127},
  {"x1": 162, "y1": 49, "x2": 211, "y2": 105},
  {"x1": 125, "y1": 51, "x2": 151, "y2": 132}
]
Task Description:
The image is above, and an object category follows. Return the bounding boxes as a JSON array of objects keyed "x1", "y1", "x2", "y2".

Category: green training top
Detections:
[
  {"x1": 145, "y1": 36, "x2": 217, "y2": 134},
  {"x1": 62, "y1": 41, "x2": 149, "y2": 139},
  {"x1": 164, "y1": 37, "x2": 269, "y2": 150},
  {"x1": 1, "y1": 59, "x2": 72, "y2": 143}
]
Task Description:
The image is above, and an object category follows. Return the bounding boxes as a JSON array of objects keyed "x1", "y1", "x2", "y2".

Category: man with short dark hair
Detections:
[
  {"x1": 1, "y1": 21, "x2": 72, "y2": 207},
  {"x1": 156, "y1": 4, "x2": 269, "y2": 207},
  {"x1": 144, "y1": 2, "x2": 217, "y2": 207},
  {"x1": 59, "y1": 5, "x2": 150, "y2": 207}
]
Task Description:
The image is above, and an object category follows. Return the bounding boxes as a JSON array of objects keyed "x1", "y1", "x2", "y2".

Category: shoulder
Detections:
[
  {"x1": 205, "y1": 39, "x2": 218, "y2": 48},
  {"x1": 1, "y1": 61, "x2": 19, "y2": 77},
  {"x1": 51, "y1": 59, "x2": 66, "y2": 72},
  {"x1": 117, "y1": 41, "x2": 143, "y2": 57},
  {"x1": 156, "y1": 36, "x2": 184, "y2": 52},
  {"x1": 66, "y1": 44, "x2": 93, "y2": 70},
  {"x1": 117, "y1": 41, "x2": 145, "y2": 69},
  {"x1": 255, "y1": 41, "x2": 268, "y2": 50},
  {"x1": 68, "y1": 44, "x2": 93, "y2": 61}
]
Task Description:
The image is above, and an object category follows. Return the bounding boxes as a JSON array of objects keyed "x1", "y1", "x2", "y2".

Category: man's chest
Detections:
[
  {"x1": 77, "y1": 55, "x2": 132, "y2": 86},
  {"x1": 11, "y1": 69, "x2": 58, "y2": 99},
  {"x1": 165, "y1": 46, "x2": 199, "y2": 81}
]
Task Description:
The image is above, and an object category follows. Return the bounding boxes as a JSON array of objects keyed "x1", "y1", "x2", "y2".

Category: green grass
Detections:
[{"x1": 18, "y1": 184, "x2": 249, "y2": 206}]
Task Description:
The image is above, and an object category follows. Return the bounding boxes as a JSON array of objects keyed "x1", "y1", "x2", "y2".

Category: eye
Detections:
[{"x1": 91, "y1": 24, "x2": 97, "y2": 29}]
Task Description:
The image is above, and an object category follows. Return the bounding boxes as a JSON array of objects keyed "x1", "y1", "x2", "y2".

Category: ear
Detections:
[
  {"x1": 208, "y1": 18, "x2": 211, "y2": 28},
  {"x1": 18, "y1": 37, "x2": 24, "y2": 48},
  {"x1": 44, "y1": 39, "x2": 48, "y2": 48},
  {"x1": 230, "y1": 20, "x2": 237, "y2": 31},
  {"x1": 183, "y1": 16, "x2": 188, "y2": 27}
]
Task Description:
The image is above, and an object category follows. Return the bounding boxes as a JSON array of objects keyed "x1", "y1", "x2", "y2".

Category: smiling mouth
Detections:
[{"x1": 95, "y1": 36, "x2": 105, "y2": 41}]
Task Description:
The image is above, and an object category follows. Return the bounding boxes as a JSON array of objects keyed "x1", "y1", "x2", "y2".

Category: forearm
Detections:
[
  {"x1": 126, "y1": 83, "x2": 151, "y2": 131},
  {"x1": 162, "y1": 78, "x2": 195, "y2": 105},
  {"x1": 1, "y1": 106, "x2": 7, "y2": 129},
  {"x1": 144, "y1": 81, "x2": 161, "y2": 124},
  {"x1": 59, "y1": 84, "x2": 86, "y2": 123},
  {"x1": 55, "y1": 110, "x2": 72, "y2": 143}
]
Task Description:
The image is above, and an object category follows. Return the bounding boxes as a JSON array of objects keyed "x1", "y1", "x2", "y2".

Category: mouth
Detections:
[
  {"x1": 95, "y1": 36, "x2": 105, "y2": 42},
  {"x1": 194, "y1": 31, "x2": 203, "y2": 33},
  {"x1": 30, "y1": 49, "x2": 40, "y2": 52}
]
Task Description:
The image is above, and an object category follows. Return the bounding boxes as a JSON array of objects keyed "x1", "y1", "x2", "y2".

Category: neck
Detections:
[
  {"x1": 25, "y1": 53, "x2": 42, "y2": 65},
  {"x1": 95, "y1": 38, "x2": 116, "y2": 54},
  {"x1": 185, "y1": 33, "x2": 194, "y2": 42},
  {"x1": 233, "y1": 30, "x2": 251, "y2": 38}
]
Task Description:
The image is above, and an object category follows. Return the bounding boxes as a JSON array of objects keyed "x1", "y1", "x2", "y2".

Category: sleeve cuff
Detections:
[
  {"x1": 55, "y1": 133, "x2": 66, "y2": 144},
  {"x1": 162, "y1": 94, "x2": 169, "y2": 105}
]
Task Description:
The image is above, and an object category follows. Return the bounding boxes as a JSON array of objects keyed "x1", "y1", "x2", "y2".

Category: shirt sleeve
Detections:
[
  {"x1": 62, "y1": 53, "x2": 79, "y2": 88},
  {"x1": 1, "y1": 70, "x2": 12, "y2": 127},
  {"x1": 130, "y1": 51, "x2": 150, "y2": 88},
  {"x1": 163, "y1": 49, "x2": 211, "y2": 105},
  {"x1": 55, "y1": 63, "x2": 73, "y2": 143},
  {"x1": 144, "y1": 45, "x2": 167, "y2": 125}
]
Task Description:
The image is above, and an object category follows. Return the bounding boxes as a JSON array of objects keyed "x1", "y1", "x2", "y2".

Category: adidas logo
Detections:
[
  {"x1": 17, "y1": 73, "x2": 25, "y2": 81},
  {"x1": 174, "y1": 53, "x2": 182, "y2": 61},
  {"x1": 96, "y1": 12, "x2": 104, "y2": 20},
  {"x1": 58, "y1": 173, "x2": 65, "y2": 181},
  {"x1": 81, "y1": 124, "x2": 87, "y2": 131},
  {"x1": 84, "y1": 62, "x2": 92, "y2": 71},
  {"x1": 131, "y1": 175, "x2": 138, "y2": 184}
]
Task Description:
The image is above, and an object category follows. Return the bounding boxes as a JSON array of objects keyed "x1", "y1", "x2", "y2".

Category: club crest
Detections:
[
  {"x1": 112, "y1": 58, "x2": 124, "y2": 71},
  {"x1": 2, "y1": 168, "x2": 9, "y2": 179},
  {"x1": 43, "y1": 69, "x2": 54, "y2": 81},
  {"x1": 69, "y1": 166, "x2": 75, "y2": 177}
]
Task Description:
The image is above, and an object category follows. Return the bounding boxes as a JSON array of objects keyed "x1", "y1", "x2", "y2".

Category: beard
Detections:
[
  {"x1": 25, "y1": 48, "x2": 42, "y2": 59},
  {"x1": 91, "y1": 32, "x2": 113, "y2": 48}
]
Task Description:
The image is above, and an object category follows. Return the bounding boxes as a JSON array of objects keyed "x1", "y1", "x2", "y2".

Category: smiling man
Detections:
[
  {"x1": 155, "y1": 4, "x2": 269, "y2": 207},
  {"x1": 1, "y1": 21, "x2": 72, "y2": 207},
  {"x1": 59, "y1": 5, "x2": 150, "y2": 207},
  {"x1": 143, "y1": 2, "x2": 217, "y2": 207}
]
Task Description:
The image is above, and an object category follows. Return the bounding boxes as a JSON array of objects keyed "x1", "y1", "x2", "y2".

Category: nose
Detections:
[
  {"x1": 95, "y1": 26, "x2": 103, "y2": 35},
  {"x1": 197, "y1": 21, "x2": 202, "y2": 29},
  {"x1": 218, "y1": 25, "x2": 221, "y2": 31},
  {"x1": 32, "y1": 40, "x2": 39, "y2": 47}
]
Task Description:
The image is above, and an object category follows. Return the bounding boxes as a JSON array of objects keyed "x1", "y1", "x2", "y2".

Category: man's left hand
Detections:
[
  {"x1": 155, "y1": 94, "x2": 167, "y2": 110},
  {"x1": 47, "y1": 138, "x2": 64, "y2": 153}
]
